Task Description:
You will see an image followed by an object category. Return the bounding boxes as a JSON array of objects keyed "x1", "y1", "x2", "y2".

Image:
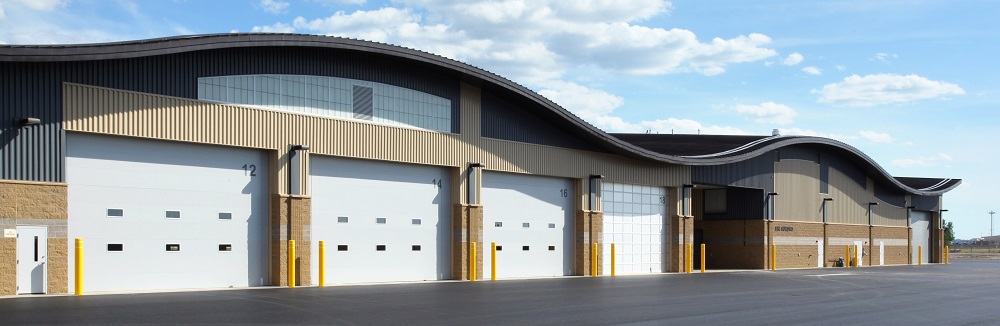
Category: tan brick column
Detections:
[
  {"x1": 270, "y1": 194, "x2": 311, "y2": 286},
  {"x1": 574, "y1": 210, "x2": 604, "y2": 276},
  {"x1": 0, "y1": 181, "x2": 69, "y2": 295},
  {"x1": 452, "y1": 204, "x2": 483, "y2": 280}
]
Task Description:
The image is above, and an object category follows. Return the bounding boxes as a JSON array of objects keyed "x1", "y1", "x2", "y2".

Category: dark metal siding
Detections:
[
  {"x1": 778, "y1": 145, "x2": 819, "y2": 163},
  {"x1": 911, "y1": 195, "x2": 940, "y2": 211},
  {"x1": 1, "y1": 47, "x2": 462, "y2": 182},
  {"x1": 874, "y1": 182, "x2": 906, "y2": 207},
  {"x1": 692, "y1": 153, "x2": 775, "y2": 193},
  {"x1": 480, "y1": 89, "x2": 606, "y2": 152},
  {"x1": 819, "y1": 152, "x2": 830, "y2": 194},
  {"x1": 703, "y1": 186, "x2": 765, "y2": 221}
]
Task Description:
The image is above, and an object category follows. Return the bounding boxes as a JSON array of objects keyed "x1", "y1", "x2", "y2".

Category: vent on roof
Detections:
[{"x1": 772, "y1": 129, "x2": 780, "y2": 136}]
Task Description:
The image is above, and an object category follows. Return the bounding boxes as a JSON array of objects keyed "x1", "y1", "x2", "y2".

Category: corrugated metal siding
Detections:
[
  {"x1": 779, "y1": 145, "x2": 819, "y2": 162},
  {"x1": 702, "y1": 186, "x2": 765, "y2": 221},
  {"x1": 692, "y1": 153, "x2": 774, "y2": 192},
  {"x1": 64, "y1": 83, "x2": 690, "y2": 195},
  {"x1": 826, "y1": 165, "x2": 869, "y2": 225},
  {"x1": 774, "y1": 159, "x2": 822, "y2": 222},
  {"x1": 1, "y1": 62, "x2": 65, "y2": 182},
  {"x1": 480, "y1": 89, "x2": 606, "y2": 153},
  {"x1": 912, "y1": 195, "x2": 941, "y2": 211},
  {"x1": 3, "y1": 47, "x2": 463, "y2": 182}
]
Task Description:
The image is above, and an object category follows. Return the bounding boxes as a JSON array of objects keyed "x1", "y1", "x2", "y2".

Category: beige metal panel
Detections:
[
  {"x1": 774, "y1": 160, "x2": 822, "y2": 222},
  {"x1": 826, "y1": 166, "x2": 868, "y2": 225},
  {"x1": 460, "y1": 83, "x2": 481, "y2": 138},
  {"x1": 63, "y1": 83, "x2": 690, "y2": 197},
  {"x1": 872, "y1": 203, "x2": 907, "y2": 227}
]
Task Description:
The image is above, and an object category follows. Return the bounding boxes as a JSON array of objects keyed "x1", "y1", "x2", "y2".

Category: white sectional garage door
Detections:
[
  {"x1": 911, "y1": 210, "x2": 931, "y2": 264},
  {"x1": 310, "y1": 156, "x2": 451, "y2": 284},
  {"x1": 482, "y1": 172, "x2": 573, "y2": 279},
  {"x1": 66, "y1": 133, "x2": 269, "y2": 292},
  {"x1": 601, "y1": 182, "x2": 668, "y2": 275}
]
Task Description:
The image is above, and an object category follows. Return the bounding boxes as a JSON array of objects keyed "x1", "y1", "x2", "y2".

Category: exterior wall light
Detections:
[{"x1": 20, "y1": 117, "x2": 41, "y2": 127}]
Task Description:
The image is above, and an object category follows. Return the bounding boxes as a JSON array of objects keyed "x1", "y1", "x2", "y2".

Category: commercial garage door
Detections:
[
  {"x1": 310, "y1": 156, "x2": 451, "y2": 284},
  {"x1": 911, "y1": 210, "x2": 931, "y2": 264},
  {"x1": 482, "y1": 172, "x2": 573, "y2": 278},
  {"x1": 601, "y1": 182, "x2": 668, "y2": 275},
  {"x1": 66, "y1": 133, "x2": 269, "y2": 292}
]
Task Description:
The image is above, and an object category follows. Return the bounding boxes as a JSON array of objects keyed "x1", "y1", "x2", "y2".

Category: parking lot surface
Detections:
[{"x1": 2, "y1": 261, "x2": 998, "y2": 325}]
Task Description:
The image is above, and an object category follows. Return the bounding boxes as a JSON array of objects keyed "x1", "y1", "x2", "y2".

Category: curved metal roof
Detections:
[{"x1": 0, "y1": 33, "x2": 959, "y2": 195}]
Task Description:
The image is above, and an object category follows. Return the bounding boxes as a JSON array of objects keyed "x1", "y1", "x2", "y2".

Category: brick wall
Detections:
[
  {"x1": 769, "y1": 221, "x2": 824, "y2": 269},
  {"x1": 669, "y1": 215, "x2": 694, "y2": 272},
  {"x1": 452, "y1": 204, "x2": 483, "y2": 280},
  {"x1": 269, "y1": 195, "x2": 311, "y2": 286},
  {"x1": 0, "y1": 181, "x2": 69, "y2": 295},
  {"x1": 574, "y1": 210, "x2": 603, "y2": 276},
  {"x1": 701, "y1": 220, "x2": 766, "y2": 269},
  {"x1": 826, "y1": 224, "x2": 870, "y2": 267},
  {"x1": 871, "y1": 226, "x2": 908, "y2": 265}
]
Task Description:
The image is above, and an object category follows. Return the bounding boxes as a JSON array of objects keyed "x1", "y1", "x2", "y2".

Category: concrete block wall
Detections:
[
  {"x1": 0, "y1": 181, "x2": 69, "y2": 295},
  {"x1": 574, "y1": 210, "x2": 603, "y2": 276},
  {"x1": 769, "y1": 221, "x2": 824, "y2": 269},
  {"x1": 872, "y1": 226, "x2": 909, "y2": 265},
  {"x1": 269, "y1": 195, "x2": 311, "y2": 286},
  {"x1": 701, "y1": 220, "x2": 766, "y2": 269},
  {"x1": 451, "y1": 204, "x2": 482, "y2": 280},
  {"x1": 669, "y1": 215, "x2": 695, "y2": 272},
  {"x1": 826, "y1": 224, "x2": 871, "y2": 267}
]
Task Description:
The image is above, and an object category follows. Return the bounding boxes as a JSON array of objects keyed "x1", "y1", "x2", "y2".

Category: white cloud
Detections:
[
  {"x1": 872, "y1": 52, "x2": 897, "y2": 62},
  {"x1": 782, "y1": 52, "x2": 803, "y2": 65},
  {"x1": 813, "y1": 73, "x2": 965, "y2": 107},
  {"x1": 733, "y1": 102, "x2": 797, "y2": 125},
  {"x1": 836, "y1": 65, "x2": 846, "y2": 71},
  {"x1": 260, "y1": 1, "x2": 776, "y2": 83},
  {"x1": 776, "y1": 128, "x2": 858, "y2": 142},
  {"x1": 251, "y1": 22, "x2": 295, "y2": 33},
  {"x1": 891, "y1": 153, "x2": 953, "y2": 168},
  {"x1": 802, "y1": 66, "x2": 822, "y2": 75},
  {"x1": 537, "y1": 81, "x2": 746, "y2": 135},
  {"x1": 259, "y1": 0, "x2": 290, "y2": 14},
  {"x1": 859, "y1": 130, "x2": 893, "y2": 143}
]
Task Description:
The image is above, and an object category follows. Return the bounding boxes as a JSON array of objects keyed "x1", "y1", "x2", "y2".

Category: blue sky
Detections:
[{"x1": 2, "y1": 0, "x2": 997, "y2": 239}]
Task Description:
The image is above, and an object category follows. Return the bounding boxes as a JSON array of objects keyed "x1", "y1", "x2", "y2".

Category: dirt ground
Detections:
[{"x1": 950, "y1": 252, "x2": 1000, "y2": 260}]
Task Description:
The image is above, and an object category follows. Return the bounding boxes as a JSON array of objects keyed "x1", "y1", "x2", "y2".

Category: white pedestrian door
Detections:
[
  {"x1": 854, "y1": 241, "x2": 864, "y2": 267},
  {"x1": 879, "y1": 241, "x2": 885, "y2": 266},
  {"x1": 16, "y1": 226, "x2": 47, "y2": 294},
  {"x1": 817, "y1": 240, "x2": 824, "y2": 268}
]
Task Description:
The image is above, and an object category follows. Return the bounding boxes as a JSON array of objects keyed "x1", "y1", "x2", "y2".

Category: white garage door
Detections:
[
  {"x1": 310, "y1": 156, "x2": 451, "y2": 284},
  {"x1": 911, "y1": 210, "x2": 931, "y2": 264},
  {"x1": 66, "y1": 133, "x2": 269, "y2": 292},
  {"x1": 482, "y1": 172, "x2": 573, "y2": 279},
  {"x1": 601, "y1": 182, "x2": 668, "y2": 275}
]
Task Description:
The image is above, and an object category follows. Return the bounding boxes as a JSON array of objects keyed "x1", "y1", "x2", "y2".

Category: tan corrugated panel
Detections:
[
  {"x1": 826, "y1": 167, "x2": 868, "y2": 225},
  {"x1": 63, "y1": 82, "x2": 689, "y2": 196},
  {"x1": 774, "y1": 160, "x2": 822, "y2": 222}
]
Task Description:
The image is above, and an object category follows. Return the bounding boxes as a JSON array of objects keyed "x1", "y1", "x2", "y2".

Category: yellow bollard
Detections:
[
  {"x1": 701, "y1": 243, "x2": 706, "y2": 273},
  {"x1": 946, "y1": 245, "x2": 950, "y2": 264},
  {"x1": 319, "y1": 241, "x2": 325, "y2": 287},
  {"x1": 772, "y1": 244, "x2": 777, "y2": 270},
  {"x1": 75, "y1": 238, "x2": 83, "y2": 296},
  {"x1": 686, "y1": 243, "x2": 693, "y2": 273},
  {"x1": 491, "y1": 242, "x2": 497, "y2": 281},
  {"x1": 470, "y1": 242, "x2": 477, "y2": 282},
  {"x1": 845, "y1": 245, "x2": 851, "y2": 268},
  {"x1": 288, "y1": 240, "x2": 296, "y2": 288},
  {"x1": 591, "y1": 242, "x2": 598, "y2": 277},
  {"x1": 611, "y1": 243, "x2": 616, "y2": 277},
  {"x1": 918, "y1": 246, "x2": 922, "y2": 265}
]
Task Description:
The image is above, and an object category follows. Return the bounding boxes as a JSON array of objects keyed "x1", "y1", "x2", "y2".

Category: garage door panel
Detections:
[
  {"x1": 67, "y1": 133, "x2": 268, "y2": 293},
  {"x1": 310, "y1": 156, "x2": 451, "y2": 284},
  {"x1": 602, "y1": 182, "x2": 668, "y2": 275},
  {"x1": 483, "y1": 172, "x2": 574, "y2": 279},
  {"x1": 911, "y1": 211, "x2": 931, "y2": 264}
]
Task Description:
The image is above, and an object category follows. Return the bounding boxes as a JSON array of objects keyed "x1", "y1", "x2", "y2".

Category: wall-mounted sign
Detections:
[
  {"x1": 3, "y1": 229, "x2": 16, "y2": 238},
  {"x1": 774, "y1": 226, "x2": 794, "y2": 232}
]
